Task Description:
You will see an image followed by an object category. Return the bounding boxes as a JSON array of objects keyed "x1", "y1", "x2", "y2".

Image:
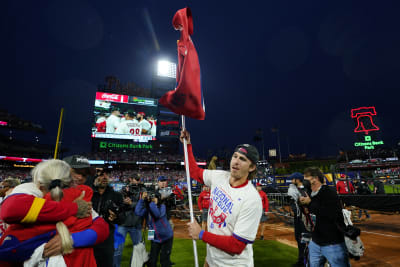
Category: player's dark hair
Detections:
[
  {"x1": 247, "y1": 164, "x2": 257, "y2": 180},
  {"x1": 304, "y1": 167, "x2": 325, "y2": 183}
]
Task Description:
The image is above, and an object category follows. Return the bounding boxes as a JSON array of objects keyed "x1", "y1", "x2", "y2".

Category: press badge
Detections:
[{"x1": 148, "y1": 230, "x2": 155, "y2": 240}]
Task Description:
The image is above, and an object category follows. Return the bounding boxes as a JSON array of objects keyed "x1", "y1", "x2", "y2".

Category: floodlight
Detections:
[{"x1": 157, "y1": 60, "x2": 176, "y2": 78}]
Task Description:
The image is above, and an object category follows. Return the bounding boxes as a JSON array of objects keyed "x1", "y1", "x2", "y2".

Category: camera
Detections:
[
  {"x1": 100, "y1": 199, "x2": 122, "y2": 221},
  {"x1": 122, "y1": 183, "x2": 143, "y2": 199},
  {"x1": 144, "y1": 191, "x2": 159, "y2": 203}
]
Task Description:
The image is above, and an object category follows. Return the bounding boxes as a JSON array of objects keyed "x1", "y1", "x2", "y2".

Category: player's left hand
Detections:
[
  {"x1": 187, "y1": 221, "x2": 202, "y2": 240},
  {"x1": 43, "y1": 234, "x2": 62, "y2": 257}
]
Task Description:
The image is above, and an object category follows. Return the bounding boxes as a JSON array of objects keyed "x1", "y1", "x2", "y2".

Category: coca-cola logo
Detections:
[{"x1": 101, "y1": 93, "x2": 120, "y2": 100}]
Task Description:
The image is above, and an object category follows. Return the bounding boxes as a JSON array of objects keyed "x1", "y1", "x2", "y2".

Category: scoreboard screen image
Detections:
[{"x1": 92, "y1": 92, "x2": 158, "y2": 142}]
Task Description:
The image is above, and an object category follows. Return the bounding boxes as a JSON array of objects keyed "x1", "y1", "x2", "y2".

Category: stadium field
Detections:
[{"x1": 121, "y1": 235, "x2": 297, "y2": 267}]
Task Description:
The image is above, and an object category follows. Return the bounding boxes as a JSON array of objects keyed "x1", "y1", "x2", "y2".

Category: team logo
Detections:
[
  {"x1": 209, "y1": 187, "x2": 234, "y2": 228},
  {"x1": 238, "y1": 147, "x2": 248, "y2": 154}
]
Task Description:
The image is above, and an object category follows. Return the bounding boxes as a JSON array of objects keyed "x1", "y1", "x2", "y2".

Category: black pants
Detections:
[
  {"x1": 94, "y1": 228, "x2": 114, "y2": 267},
  {"x1": 294, "y1": 215, "x2": 308, "y2": 266},
  {"x1": 148, "y1": 238, "x2": 173, "y2": 267}
]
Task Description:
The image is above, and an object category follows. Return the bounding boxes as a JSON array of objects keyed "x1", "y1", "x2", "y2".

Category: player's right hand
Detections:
[{"x1": 180, "y1": 129, "x2": 191, "y2": 144}]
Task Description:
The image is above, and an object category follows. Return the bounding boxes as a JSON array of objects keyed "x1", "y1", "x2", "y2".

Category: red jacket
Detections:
[
  {"x1": 336, "y1": 181, "x2": 355, "y2": 194},
  {"x1": 258, "y1": 190, "x2": 269, "y2": 213},
  {"x1": 0, "y1": 185, "x2": 108, "y2": 267},
  {"x1": 197, "y1": 190, "x2": 210, "y2": 211}
]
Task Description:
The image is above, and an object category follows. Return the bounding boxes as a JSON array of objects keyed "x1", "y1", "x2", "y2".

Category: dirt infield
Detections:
[{"x1": 171, "y1": 211, "x2": 400, "y2": 266}]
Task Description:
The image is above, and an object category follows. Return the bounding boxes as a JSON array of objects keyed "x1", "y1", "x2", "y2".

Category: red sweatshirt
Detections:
[
  {"x1": 336, "y1": 181, "x2": 355, "y2": 194},
  {"x1": 197, "y1": 190, "x2": 210, "y2": 211},
  {"x1": 258, "y1": 190, "x2": 269, "y2": 213}
]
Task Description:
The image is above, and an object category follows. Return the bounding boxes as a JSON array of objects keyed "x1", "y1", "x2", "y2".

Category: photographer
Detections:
[
  {"x1": 156, "y1": 176, "x2": 175, "y2": 226},
  {"x1": 92, "y1": 169, "x2": 125, "y2": 267},
  {"x1": 113, "y1": 175, "x2": 145, "y2": 267},
  {"x1": 135, "y1": 190, "x2": 173, "y2": 267}
]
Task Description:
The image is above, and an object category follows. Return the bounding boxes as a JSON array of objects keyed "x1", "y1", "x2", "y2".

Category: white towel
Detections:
[{"x1": 24, "y1": 243, "x2": 67, "y2": 267}]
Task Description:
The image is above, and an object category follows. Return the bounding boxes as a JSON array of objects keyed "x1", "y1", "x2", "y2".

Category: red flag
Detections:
[{"x1": 159, "y1": 7, "x2": 205, "y2": 120}]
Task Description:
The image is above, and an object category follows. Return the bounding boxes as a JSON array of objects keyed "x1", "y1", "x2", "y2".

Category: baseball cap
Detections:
[
  {"x1": 111, "y1": 106, "x2": 120, "y2": 112},
  {"x1": 289, "y1": 172, "x2": 304, "y2": 181},
  {"x1": 63, "y1": 155, "x2": 90, "y2": 169},
  {"x1": 138, "y1": 111, "x2": 145, "y2": 116},
  {"x1": 256, "y1": 182, "x2": 262, "y2": 187},
  {"x1": 158, "y1": 176, "x2": 167, "y2": 182},
  {"x1": 126, "y1": 110, "x2": 136, "y2": 117},
  {"x1": 234, "y1": 144, "x2": 259, "y2": 164}
]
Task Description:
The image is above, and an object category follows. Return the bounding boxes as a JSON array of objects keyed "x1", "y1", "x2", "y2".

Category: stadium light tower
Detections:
[{"x1": 157, "y1": 60, "x2": 176, "y2": 78}]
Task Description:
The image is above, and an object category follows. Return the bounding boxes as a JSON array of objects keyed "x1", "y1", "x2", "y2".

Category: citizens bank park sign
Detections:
[
  {"x1": 351, "y1": 106, "x2": 384, "y2": 150},
  {"x1": 99, "y1": 141, "x2": 153, "y2": 150}
]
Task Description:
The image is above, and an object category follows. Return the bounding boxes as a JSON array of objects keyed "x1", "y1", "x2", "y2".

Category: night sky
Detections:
[{"x1": 4, "y1": 1, "x2": 400, "y2": 158}]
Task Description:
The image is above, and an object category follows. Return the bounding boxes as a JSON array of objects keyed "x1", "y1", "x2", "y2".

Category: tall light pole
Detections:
[{"x1": 271, "y1": 128, "x2": 282, "y2": 163}]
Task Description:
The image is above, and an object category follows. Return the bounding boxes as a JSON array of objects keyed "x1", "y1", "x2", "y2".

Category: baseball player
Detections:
[
  {"x1": 115, "y1": 110, "x2": 139, "y2": 134},
  {"x1": 181, "y1": 130, "x2": 262, "y2": 267},
  {"x1": 95, "y1": 114, "x2": 107, "y2": 133},
  {"x1": 137, "y1": 112, "x2": 151, "y2": 134},
  {"x1": 106, "y1": 108, "x2": 121, "y2": 133}
]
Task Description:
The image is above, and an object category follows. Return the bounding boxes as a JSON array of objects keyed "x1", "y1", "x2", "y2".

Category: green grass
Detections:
[
  {"x1": 369, "y1": 184, "x2": 400, "y2": 194},
  {"x1": 121, "y1": 235, "x2": 297, "y2": 267}
]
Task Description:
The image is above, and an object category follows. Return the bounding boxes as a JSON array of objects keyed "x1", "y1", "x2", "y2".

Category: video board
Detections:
[{"x1": 92, "y1": 92, "x2": 158, "y2": 142}]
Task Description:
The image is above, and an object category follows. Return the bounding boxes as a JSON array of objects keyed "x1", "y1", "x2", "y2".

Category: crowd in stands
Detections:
[
  {"x1": 337, "y1": 147, "x2": 398, "y2": 162},
  {"x1": 0, "y1": 167, "x2": 189, "y2": 185},
  {"x1": 0, "y1": 169, "x2": 30, "y2": 182},
  {"x1": 84, "y1": 151, "x2": 205, "y2": 163},
  {"x1": 107, "y1": 169, "x2": 187, "y2": 184},
  {"x1": 374, "y1": 167, "x2": 400, "y2": 176}
]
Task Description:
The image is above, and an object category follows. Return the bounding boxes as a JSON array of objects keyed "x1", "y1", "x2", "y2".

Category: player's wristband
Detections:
[{"x1": 199, "y1": 230, "x2": 205, "y2": 240}]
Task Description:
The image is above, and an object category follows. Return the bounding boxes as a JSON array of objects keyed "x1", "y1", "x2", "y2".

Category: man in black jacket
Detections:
[
  {"x1": 288, "y1": 172, "x2": 310, "y2": 267},
  {"x1": 113, "y1": 174, "x2": 144, "y2": 267},
  {"x1": 92, "y1": 169, "x2": 125, "y2": 267},
  {"x1": 300, "y1": 167, "x2": 350, "y2": 267}
]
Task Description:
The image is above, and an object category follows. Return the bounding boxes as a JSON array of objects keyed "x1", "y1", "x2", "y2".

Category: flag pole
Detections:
[{"x1": 181, "y1": 115, "x2": 199, "y2": 267}]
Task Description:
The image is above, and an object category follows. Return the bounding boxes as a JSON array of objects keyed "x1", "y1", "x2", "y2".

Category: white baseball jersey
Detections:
[
  {"x1": 115, "y1": 119, "x2": 140, "y2": 134},
  {"x1": 150, "y1": 120, "x2": 157, "y2": 136},
  {"x1": 106, "y1": 114, "x2": 121, "y2": 133},
  {"x1": 203, "y1": 170, "x2": 262, "y2": 267},
  {"x1": 138, "y1": 119, "x2": 151, "y2": 134}
]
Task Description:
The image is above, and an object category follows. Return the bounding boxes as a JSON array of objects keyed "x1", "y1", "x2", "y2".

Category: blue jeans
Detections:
[
  {"x1": 113, "y1": 225, "x2": 142, "y2": 267},
  {"x1": 358, "y1": 209, "x2": 370, "y2": 219},
  {"x1": 308, "y1": 240, "x2": 350, "y2": 267}
]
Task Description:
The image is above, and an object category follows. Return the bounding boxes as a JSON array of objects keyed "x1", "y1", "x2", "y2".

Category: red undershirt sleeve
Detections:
[
  {"x1": 201, "y1": 231, "x2": 247, "y2": 255},
  {"x1": 186, "y1": 144, "x2": 204, "y2": 184}
]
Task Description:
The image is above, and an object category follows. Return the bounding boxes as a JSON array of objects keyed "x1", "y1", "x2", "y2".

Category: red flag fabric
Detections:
[{"x1": 159, "y1": 7, "x2": 205, "y2": 120}]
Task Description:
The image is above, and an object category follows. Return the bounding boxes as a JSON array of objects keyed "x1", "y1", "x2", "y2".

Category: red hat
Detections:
[
  {"x1": 138, "y1": 112, "x2": 145, "y2": 116},
  {"x1": 256, "y1": 182, "x2": 262, "y2": 187},
  {"x1": 340, "y1": 174, "x2": 346, "y2": 178}
]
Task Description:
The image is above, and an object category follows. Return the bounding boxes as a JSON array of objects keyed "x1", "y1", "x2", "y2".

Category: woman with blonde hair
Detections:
[{"x1": 0, "y1": 159, "x2": 109, "y2": 266}]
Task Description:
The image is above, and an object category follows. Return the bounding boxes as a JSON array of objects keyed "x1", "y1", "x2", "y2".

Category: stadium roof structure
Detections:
[{"x1": 0, "y1": 109, "x2": 45, "y2": 133}]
